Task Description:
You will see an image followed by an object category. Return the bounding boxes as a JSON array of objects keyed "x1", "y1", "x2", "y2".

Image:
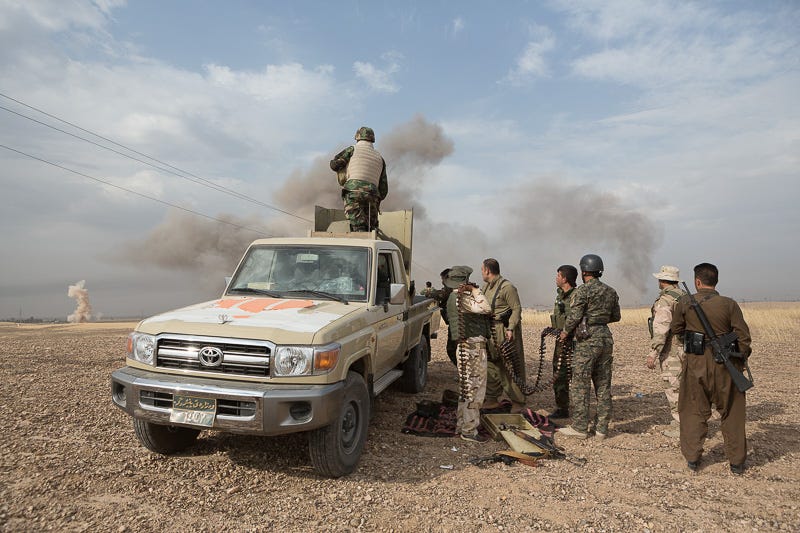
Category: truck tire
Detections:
[
  {"x1": 308, "y1": 371, "x2": 370, "y2": 478},
  {"x1": 133, "y1": 419, "x2": 200, "y2": 454},
  {"x1": 400, "y1": 338, "x2": 429, "y2": 393}
]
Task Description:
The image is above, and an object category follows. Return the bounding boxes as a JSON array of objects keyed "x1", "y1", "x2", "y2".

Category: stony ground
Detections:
[{"x1": 1, "y1": 317, "x2": 798, "y2": 532}]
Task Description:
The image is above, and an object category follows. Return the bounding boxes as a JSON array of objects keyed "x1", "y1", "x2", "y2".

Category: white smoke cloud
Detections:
[{"x1": 67, "y1": 280, "x2": 92, "y2": 323}]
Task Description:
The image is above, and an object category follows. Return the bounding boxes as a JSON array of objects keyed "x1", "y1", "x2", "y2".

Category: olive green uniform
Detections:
[
  {"x1": 670, "y1": 289, "x2": 752, "y2": 466},
  {"x1": 551, "y1": 286, "x2": 574, "y2": 413},
  {"x1": 563, "y1": 277, "x2": 621, "y2": 434},
  {"x1": 481, "y1": 275, "x2": 525, "y2": 405}
]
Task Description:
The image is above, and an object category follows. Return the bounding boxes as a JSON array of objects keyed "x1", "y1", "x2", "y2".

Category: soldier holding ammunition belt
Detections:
[
  {"x1": 480, "y1": 258, "x2": 526, "y2": 413},
  {"x1": 445, "y1": 266, "x2": 492, "y2": 443}
]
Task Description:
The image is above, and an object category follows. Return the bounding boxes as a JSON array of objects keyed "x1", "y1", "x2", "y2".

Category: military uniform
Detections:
[
  {"x1": 481, "y1": 275, "x2": 526, "y2": 405},
  {"x1": 649, "y1": 285, "x2": 687, "y2": 422},
  {"x1": 435, "y1": 286, "x2": 458, "y2": 367},
  {"x1": 563, "y1": 277, "x2": 621, "y2": 435},
  {"x1": 330, "y1": 140, "x2": 388, "y2": 232},
  {"x1": 445, "y1": 268, "x2": 491, "y2": 440},
  {"x1": 671, "y1": 289, "x2": 752, "y2": 467},
  {"x1": 551, "y1": 286, "x2": 574, "y2": 414}
]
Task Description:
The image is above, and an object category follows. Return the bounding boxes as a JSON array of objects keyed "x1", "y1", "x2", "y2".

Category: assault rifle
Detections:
[{"x1": 681, "y1": 282, "x2": 754, "y2": 393}]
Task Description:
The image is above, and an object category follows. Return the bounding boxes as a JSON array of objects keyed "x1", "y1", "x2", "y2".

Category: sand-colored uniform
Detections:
[
  {"x1": 481, "y1": 276, "x2": 525, "y2": 405},
  {"x1": 670, "y1": 288, "x2": 752, "y2": 465},
  {"x1": 649, "y1": 286, "x2": 687, "y2": 422},
  {"x1": 447, "y1": 287, "x2": 492, "y2": 438}
]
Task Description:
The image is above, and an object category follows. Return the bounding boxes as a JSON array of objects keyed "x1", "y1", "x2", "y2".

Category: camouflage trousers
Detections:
[
  {"x1": 342, "y1": 189, "x2": 379, "y2": 232},
  {"x1": 659, "y1": 350, "x2": 684, "y2": 422},
  {"x1": 570, "y1": 335, "x2": 614, "y2": 434},
  {"x1": 552, "y1": 343, "x2": 570, "y2": 412},
  {"x1": 456, "y1": 337, "x2": 487, "y2": 437}
]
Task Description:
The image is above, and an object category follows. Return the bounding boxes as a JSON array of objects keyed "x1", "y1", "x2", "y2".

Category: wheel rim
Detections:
[{"x1": 340, "y1": 401, "x2": 360, "y2": 453}]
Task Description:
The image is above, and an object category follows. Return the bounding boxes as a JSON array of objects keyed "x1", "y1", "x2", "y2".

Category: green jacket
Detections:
[
  {"x1": 481, "y1": 275, "x2": 522, "y2": 331},
  {"x1": 551, "y1": 286, "x2": 575, "y2": 329}
]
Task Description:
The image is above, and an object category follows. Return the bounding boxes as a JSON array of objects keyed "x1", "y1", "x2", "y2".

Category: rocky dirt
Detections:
[{"x1": 1, "y1": 319, "x2": 798, "y2": 532}]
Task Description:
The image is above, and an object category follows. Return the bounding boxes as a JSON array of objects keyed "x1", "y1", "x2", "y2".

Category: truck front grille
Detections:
[
  {"x1": 139, "y1": 390, "x2": 256, "y2": 417},
  {"x1": 155, "y1": 335, "x2": 272, "y2": 378}
]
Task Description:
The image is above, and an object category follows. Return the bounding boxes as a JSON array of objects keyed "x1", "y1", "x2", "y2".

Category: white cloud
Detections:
[
  {"x1": 501, "y1": 25, "x2": 555, "y2": 85},
  {"x1": 450, "y1": 17, "x2": 464, "y2": 37},
  {"x1": 353, "y1": 52, "x2": 402, "y2": 93}
]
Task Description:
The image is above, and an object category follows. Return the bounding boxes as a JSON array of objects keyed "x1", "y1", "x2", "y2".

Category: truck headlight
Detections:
[
  {"x1": 273, "y1": 344, "x2": 340, "y2": 377},
  {"x1": 127, "y1": 332, "x2": 156, "y2": 365}
]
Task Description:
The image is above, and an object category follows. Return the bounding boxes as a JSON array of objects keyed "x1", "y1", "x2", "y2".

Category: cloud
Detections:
[
  {"x1": 449, "y1": 17, "x2": 464, "y2": 37},
  {"x1": 353, "y1": 52, "x2": 402, "y2": 93},
  {"x1": 502, "y1": 25, "x2": 555, "y2": 85}
]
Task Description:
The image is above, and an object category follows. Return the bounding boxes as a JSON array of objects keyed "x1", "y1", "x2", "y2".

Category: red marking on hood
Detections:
[{"x1": 213, "y1": 297, "x2": 315, "y2": 314}]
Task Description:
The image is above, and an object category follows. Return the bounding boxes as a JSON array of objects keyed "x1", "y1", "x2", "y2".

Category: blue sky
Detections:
[{"x1": 1, "y1": 0, "x2": 798, "y2": 319}]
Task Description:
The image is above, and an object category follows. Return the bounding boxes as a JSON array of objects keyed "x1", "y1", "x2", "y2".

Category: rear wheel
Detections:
[
  {"x1": 400, "y1": 338, "x2": 429, "y2": 393},
  {"x1": 308, "y1": 371, "x2": 370, "y2": 478},
  {"x1": 133, "y1": 419, "x2": 200, "y2": 454}
]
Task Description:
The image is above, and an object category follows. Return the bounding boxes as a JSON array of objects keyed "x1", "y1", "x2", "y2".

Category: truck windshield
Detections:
[{"x1": 227, "y1": 246, "x2": 370, "y2": 303}]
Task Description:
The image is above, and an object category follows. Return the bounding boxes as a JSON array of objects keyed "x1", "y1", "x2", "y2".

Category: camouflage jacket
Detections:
[
  {"x1": 649, "y1": 285, "x2": 686, "y2": 358},
  {"x1": 551, "y1": 286, "x2": 575, "y2": 330},
  {"x1": 447, "y1": 287, "x2": 492, "y2": 341},
  {"x1": 330, "y1": 145, "x2": 388, "y2": 200},
  {"x1": 564, "y1": 277, "x2": 621, "y2": 338}
]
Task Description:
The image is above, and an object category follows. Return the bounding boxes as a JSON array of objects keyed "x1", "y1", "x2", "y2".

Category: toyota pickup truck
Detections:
[{"x1": 111, "y1": 208, "x2": 439, "y2": 477}]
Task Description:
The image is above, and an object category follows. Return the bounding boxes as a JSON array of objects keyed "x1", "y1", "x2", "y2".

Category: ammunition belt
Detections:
[{"x1": 492, "y1": 325, "x2": 573, "y2": 396}]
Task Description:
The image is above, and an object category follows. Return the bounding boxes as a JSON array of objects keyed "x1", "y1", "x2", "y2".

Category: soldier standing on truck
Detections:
[
  {"x1": 329, "y1": 126, "x2": 388, "y2": 232},
  {"x1": 646, "y1": 265, "x2": 687, "y2": 438}
]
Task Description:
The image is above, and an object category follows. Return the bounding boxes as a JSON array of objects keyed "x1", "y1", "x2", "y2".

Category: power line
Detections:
[
  {"x1": 0, "y1": 143, "x2": 271, "y2": 237},
  {"x1": 0, "y1": 92, "x2": 312, "y2": 223}
]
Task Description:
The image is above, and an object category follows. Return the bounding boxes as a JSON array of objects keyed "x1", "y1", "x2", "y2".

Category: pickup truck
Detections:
[{"x1": 111, "y1": 208, "x2": 439, "y2": 477}]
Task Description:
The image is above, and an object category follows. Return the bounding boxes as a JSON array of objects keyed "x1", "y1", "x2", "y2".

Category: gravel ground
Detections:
[{"x1": 1, "y1": 320, "x2": 798, "y2": 532}]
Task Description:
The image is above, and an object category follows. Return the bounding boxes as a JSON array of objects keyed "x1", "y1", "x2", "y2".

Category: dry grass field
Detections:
[{"x1": 1, "y1": 303, "x2": 798, "y2": 531}]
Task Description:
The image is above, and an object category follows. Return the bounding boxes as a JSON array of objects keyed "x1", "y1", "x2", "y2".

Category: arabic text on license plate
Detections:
[{"x1": 170, "y1": 395, "x2": 216, "y2": 427}]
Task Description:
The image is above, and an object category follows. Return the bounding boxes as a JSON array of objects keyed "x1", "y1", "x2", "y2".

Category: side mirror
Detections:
[{"x1": 389, "y1": 283, "x2": 406, "y2": 305}]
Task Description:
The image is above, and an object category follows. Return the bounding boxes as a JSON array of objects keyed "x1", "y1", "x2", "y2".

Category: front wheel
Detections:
[
  {"x1": 308, "y1": 371, "x2": 370, "y2": 478},
  {"x1": 133, "y1": 419, "x2": 200, "y2": 454},
  {"x1": 400, "y1": 338, "x2": 429, "y2": 393}
]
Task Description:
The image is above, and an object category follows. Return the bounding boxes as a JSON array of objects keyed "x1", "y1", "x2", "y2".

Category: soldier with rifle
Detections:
[{"x1": 670, "y1": 263, "x2": 753, "y2": 474}]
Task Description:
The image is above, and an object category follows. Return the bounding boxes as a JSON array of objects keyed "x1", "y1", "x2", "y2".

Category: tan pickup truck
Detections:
[{"x1": 111, "y1": 208, "x2": 439, "y2": 477}]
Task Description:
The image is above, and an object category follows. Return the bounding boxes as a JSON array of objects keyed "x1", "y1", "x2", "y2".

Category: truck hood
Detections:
[{"x1": 136, "y1": 296, "x2": 359, "y2": 343}]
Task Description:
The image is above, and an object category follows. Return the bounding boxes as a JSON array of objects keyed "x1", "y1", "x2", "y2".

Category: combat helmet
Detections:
[
  {"x1": 579, "y1": 254, "x2": 604, "y2": 276},
  {"x1": 354, "y1": 126, "x2": 375, "y2": 142}
]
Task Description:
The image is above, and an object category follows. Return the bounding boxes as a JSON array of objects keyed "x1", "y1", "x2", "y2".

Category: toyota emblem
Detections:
[{"x1": 198, "y1": 346, "x2": 224, "y2": 367}]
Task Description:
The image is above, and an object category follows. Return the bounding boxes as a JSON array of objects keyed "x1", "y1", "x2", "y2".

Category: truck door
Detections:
[{"x1": 373, "y1": 251, "x2": 407, "y2": 376}]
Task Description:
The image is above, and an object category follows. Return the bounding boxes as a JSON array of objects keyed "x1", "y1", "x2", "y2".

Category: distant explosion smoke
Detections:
[
  {"x1": 118, "y1": 211, "x2": 285, "y2": 279},
  {"x1": 67, "y1": 280, "x2": 92, "y2": 323},
  {"x1": 273, "y1": 114, "x2": 454, "y2": 221},
  {"x1": 506, "y1": 180, "x2": 661, "y2": 296}
]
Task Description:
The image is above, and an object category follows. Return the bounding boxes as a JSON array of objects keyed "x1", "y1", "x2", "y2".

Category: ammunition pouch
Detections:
[
  {"x1": 575, "y1": 316, "x2": 591, "y2": 341},
  {"x1": 684, "y1": 331, "x2": 705, "y2": 355},
  {"x1": 647, "y1": 316, "x2": 654, "y2": 339}
]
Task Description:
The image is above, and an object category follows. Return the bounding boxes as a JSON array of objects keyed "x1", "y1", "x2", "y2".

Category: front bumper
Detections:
[{"x1": 111, "y1": 367, "x2": 345, "y2": 436}]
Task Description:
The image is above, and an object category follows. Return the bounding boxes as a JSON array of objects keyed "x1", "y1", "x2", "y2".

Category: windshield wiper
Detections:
[
  {"x1": 286, "y1": 289, "x2": 348, "y2": 304},
  {"x1": 228, "y1": 287, "x2": 282, "y2": 298}
]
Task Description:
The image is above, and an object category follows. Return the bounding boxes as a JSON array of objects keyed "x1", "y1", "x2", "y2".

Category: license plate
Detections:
[{"x1": 170, "y1": 394, "x2": 216, "y2": 427}]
